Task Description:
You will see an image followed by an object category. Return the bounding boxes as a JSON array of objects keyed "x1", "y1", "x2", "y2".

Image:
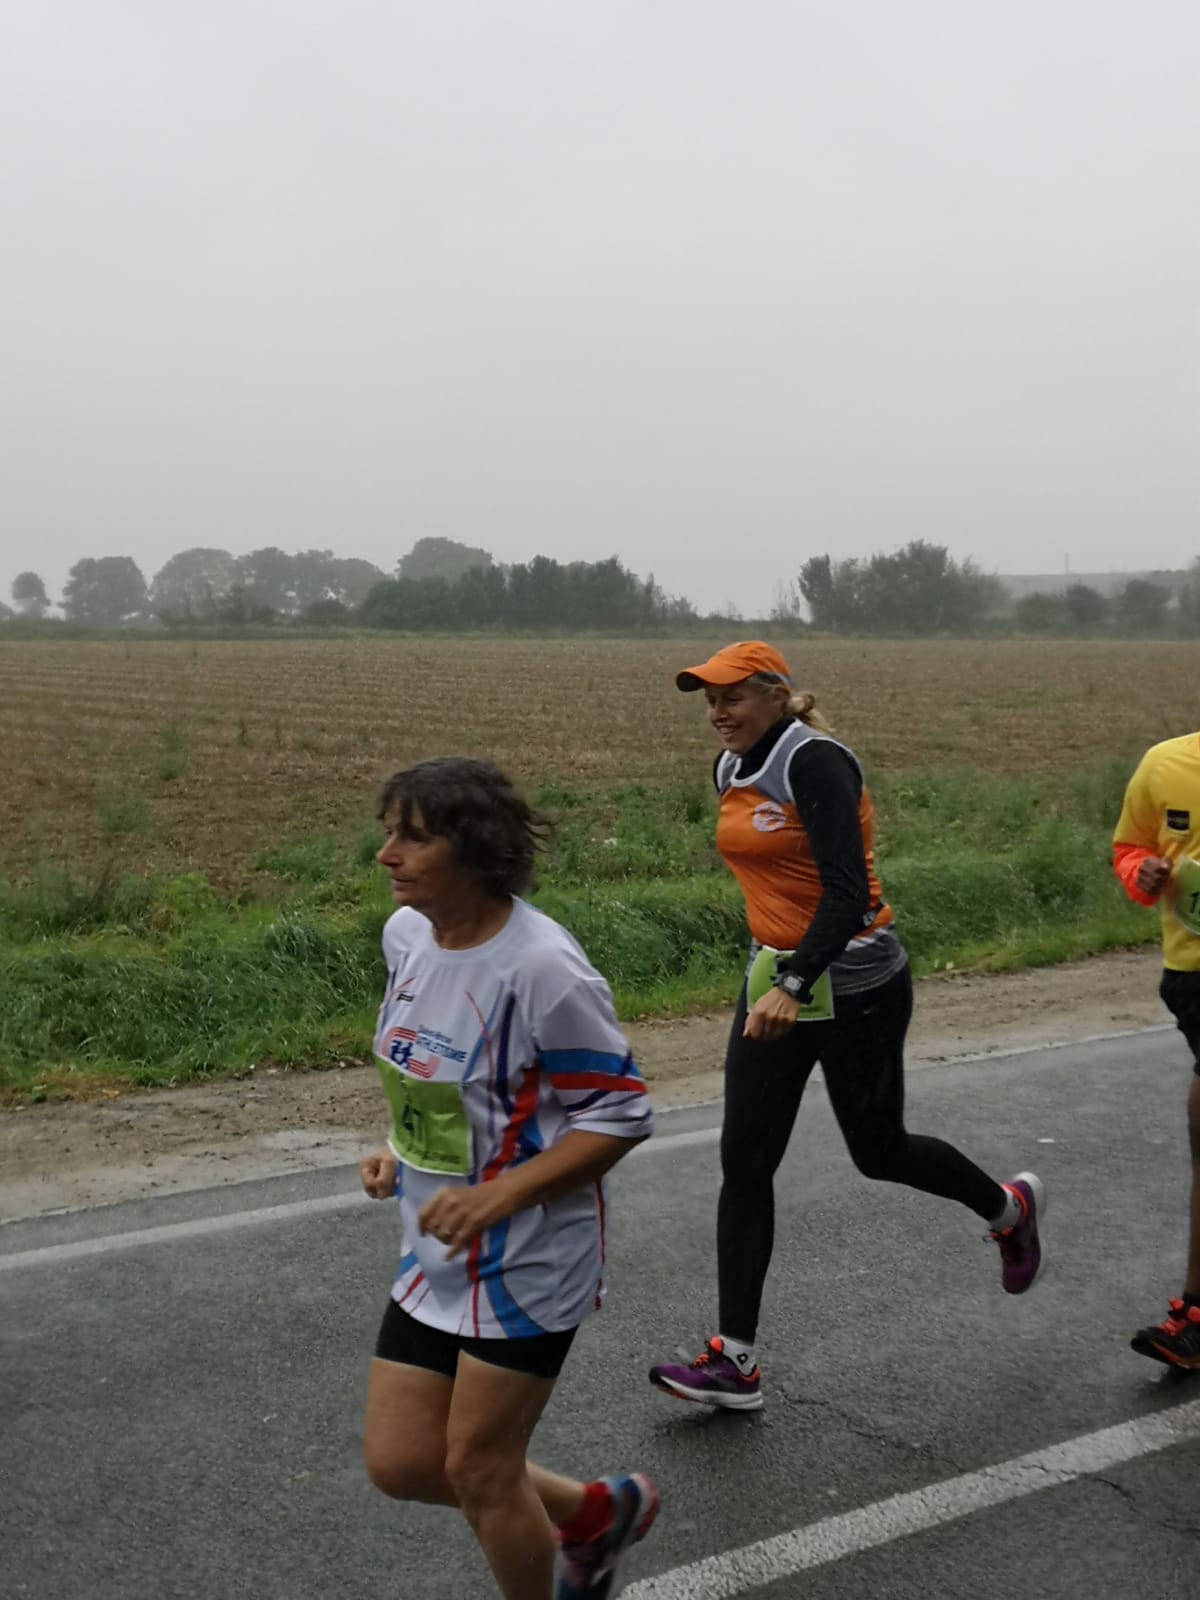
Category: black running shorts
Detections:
[
  {"x1": 374, "y1": 1299, "x2": 577, "y2": 1380},
  {"x1": 1161, "y1": 969, "x2": 1200, "y2": 1074}
]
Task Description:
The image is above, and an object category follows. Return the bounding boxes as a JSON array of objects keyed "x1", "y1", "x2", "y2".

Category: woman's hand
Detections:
[
  {"x1": 418, "y1": 1185, "x2": 506, "y2": 1260},
  {"x1": 743, "y1": 986, "x2": 801, "y2": 1042},
  {"x1": 1135, "y1": 855, "x2": 1173, "y2": 898},
  {"x1": 359, "y1": 1148, "x2": 398, "y2": 1200}
]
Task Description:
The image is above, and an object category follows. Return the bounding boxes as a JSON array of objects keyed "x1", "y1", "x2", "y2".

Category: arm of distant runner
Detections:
[
  {"x1": 778, "y1": 740, "x2": 872, "y2": 992},
  {"x1": 1112, "y1": 755, "x2": 1168, "y2": 905},
  {"x1": 1113, "y1": 844, "x2": 1158, "y2": 908}
]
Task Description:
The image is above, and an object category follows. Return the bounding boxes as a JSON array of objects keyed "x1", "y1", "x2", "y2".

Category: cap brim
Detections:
[{"x1": 675, "y1": 661, "x2": 752, "y2": 691}]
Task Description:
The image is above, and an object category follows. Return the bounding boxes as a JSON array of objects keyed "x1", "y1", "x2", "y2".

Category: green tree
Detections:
[
  {"x1": 149, "y1": 548, "x2": 236, "y2": 621},
  {"x1": 1174, "y1": 557, "x2": 1200, "y2": 636},
  {"x1": 1015, "y1": 591, "x2": 1068, "y2": 633},
  {"x1": 12, "y1": 570, "x2": 50, "y2": 617},
  {"x1": 1063, "y1": 584, "x2": 1108, "y2": 632},
  {"x1": 232, "y1": 547, "x2": 299, "y2": 614},
  {"x1": 797, "y1": 543, "x2": 997, "y2": 635},
  {"x1": 61, "y1": 557, "x2": 148, "y2": 626},
  {"x1": 324, "y1": 556, "x2": 386, "y2": 608},
  {"x1": 398, "y1": 537, "x2": 493, "y2": 582},
  {"x1": 1115, "y1": 578, "x2": 1170, "y2": 635}
]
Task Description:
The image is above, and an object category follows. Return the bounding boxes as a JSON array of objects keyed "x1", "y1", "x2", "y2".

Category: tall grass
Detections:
[{"x1": 0, "y1": 762, "x2": 1158, "y2": 1098}]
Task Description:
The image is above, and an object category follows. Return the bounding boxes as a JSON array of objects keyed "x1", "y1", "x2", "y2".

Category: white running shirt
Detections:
[{"x1": 373, "y1": 899, "x2": 655, "y2": 1337}]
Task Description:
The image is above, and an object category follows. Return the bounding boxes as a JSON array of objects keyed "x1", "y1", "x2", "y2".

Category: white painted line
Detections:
[
  {"x1": 0, "y1": 1123, "x2": 721, "y2": 1272},
  {"x1": 920, "y1": 1021, "x2": 1174, "y2": 1069},
  {"x1": 623, "y1": 1398, "x2": 1200, "y2": 1599},
  {"x1": 0, "y1": 1190, "x2": 366, "y2": 1272}
]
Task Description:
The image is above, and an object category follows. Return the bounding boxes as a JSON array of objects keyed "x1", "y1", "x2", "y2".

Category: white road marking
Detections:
[
  {"x1": 623, "y1": 1399, "x2": 1200, "y2": 1599},
  {"x1": 0, "y1": 1020, "x2": 1178, "y2": 1272},
  {"x1": 0, "y1": 1122, "x2": 721, "y2": 1271}
]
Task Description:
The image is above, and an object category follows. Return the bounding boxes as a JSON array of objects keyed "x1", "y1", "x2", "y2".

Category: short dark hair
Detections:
[{"x1": 376, "y1": 757, "x2": 550, "y2": 899}]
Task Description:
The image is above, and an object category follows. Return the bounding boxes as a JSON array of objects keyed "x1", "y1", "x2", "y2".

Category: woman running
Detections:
[
  {"x1": 649, "y1": 641, "x2": 1045, "y2": 1410},
  {"x1": 359, "y1": 757, "x2": 657, "y2": 1599},
  {"x1": 1113, "y1": 729, "x2": 1200, "y2": 1369}
]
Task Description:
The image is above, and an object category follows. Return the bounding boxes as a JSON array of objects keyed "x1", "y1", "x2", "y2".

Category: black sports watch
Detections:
[{"x1": 771, "y1": 967, "x2": 810, "y2": 1002}]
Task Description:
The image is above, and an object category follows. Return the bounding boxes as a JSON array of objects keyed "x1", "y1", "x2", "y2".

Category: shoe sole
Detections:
[
  {"x1": 650, "y1": 1372, "x2": 764, "y2": 1410},
  {"x1": 1130, "y1": 1332, "x2": 1200, "y2": 1371},
  {"x1": 1006, "y1": 1170, "x2": 1048, "y2": 1294}
]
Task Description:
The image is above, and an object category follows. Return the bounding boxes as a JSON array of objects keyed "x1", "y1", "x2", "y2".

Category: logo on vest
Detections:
[{"x1": 751, "y1": 801, "x2": 788, "y2": 834}]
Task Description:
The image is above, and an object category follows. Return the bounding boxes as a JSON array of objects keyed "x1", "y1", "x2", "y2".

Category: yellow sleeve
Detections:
[{"x1": 1113, "y1": 753, "x2": 1160, "y2": 851}]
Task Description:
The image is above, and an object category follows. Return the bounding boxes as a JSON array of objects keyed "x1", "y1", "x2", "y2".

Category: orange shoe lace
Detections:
[
  {"x1": 691, "y1": 1336, "x2": 724, "y2": 1367},
  {"x1": 1158, "y1": 1299, "x2": 1200, "y2": 1335}
]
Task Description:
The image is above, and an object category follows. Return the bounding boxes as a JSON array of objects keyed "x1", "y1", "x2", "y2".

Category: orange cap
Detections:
[{"x1": 675, "y1": 640, "x2": 793, "y2": 692}]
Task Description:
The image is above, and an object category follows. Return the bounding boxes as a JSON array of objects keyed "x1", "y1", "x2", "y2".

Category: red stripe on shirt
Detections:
[
  {"x1": 464, "y1": 1065, "x2": 545, "y2": 1327},
  {"x1": 546, "y1": 1072, "x2": 647, "y2": 1094},
  {"x1": 396, "y1": 1271, "x2": 425, "y2": 1308}
]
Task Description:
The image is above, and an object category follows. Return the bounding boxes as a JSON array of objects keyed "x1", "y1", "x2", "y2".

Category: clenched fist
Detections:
[
  {"x1": 359, "y1": 1148, "x2": 398, "y2": 1200},
  {"x1": 1136, "y1": 856, "x2": 1173, "y2": 898}
]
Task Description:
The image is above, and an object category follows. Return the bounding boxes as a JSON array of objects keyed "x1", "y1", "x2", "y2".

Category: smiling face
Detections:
[
  {"x1": 704, "y1": 677, "x2": 790, "y2": 755},
  {"x1": 376, "y1": 804, "x2": 476, "y2": 914}
]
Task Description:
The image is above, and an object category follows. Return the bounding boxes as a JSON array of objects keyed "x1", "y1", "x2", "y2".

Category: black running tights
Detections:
[{"x1": 717, "y1": 964, "x2": 1006, "y2": 1342}]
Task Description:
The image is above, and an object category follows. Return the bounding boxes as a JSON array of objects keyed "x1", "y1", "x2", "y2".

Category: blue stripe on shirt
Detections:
[
  {"x1": 538, "y1": 1048, "x2": 642, "y2": 1079},
  {"x1": 477, "y1": 1219, "x2": 546, "y2": 1337}
]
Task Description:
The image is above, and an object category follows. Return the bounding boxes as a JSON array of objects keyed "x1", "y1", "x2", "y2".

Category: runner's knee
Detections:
[
  {"x1": 443, "y1": 1439, "x2": 518, "y2": 1509},
  {"x1": 1187, "y1": 1078, "x2": 1200, "y2": 1159},
  {"x1": 721, "y1": 1120, "x2": 790, "y2": 1187},
  {"x1": 364, "y1": 1439, "x2": 441, "y2": 1502},
  {"x1": 845, "y1": 1132, "x2": 908, "y2": 1182}
]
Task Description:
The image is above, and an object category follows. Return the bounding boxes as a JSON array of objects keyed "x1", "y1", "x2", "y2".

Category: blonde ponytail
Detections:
[
  {"x1": 749, "y1": 670, "x2": 835, "y2": 733},
  {"x1": 787, "y1": 689, "x2": 834, "y2": 733}
]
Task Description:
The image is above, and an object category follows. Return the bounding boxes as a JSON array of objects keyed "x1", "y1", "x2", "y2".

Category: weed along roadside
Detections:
[{"x1": 0, "y1": 760, "x2": 1160, "y2": 1102}]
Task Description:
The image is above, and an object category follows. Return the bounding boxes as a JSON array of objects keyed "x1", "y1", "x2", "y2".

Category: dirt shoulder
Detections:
[{"x1": 0, "y1": 949, "x2": 1172, "y2": 1223}]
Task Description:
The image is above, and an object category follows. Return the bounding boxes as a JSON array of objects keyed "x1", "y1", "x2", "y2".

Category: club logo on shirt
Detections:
[
  {"x1": 751, "y1": 801, "x2": 788, "y2": 833},
  {"x1": 383, "y1": 1026, "x2": 438, "y2": 1079},
  {"x1": 382, "y1": 1023, "x2": 468, "y2": 1079},
  {"x1": 1167, "y1": 809, "x2": 1191, "y2": 833}
]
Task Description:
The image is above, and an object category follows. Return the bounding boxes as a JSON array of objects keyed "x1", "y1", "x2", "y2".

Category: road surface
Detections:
[{"x1": 3, "y1": 1028, "x2": 1199, "y2": 1598}]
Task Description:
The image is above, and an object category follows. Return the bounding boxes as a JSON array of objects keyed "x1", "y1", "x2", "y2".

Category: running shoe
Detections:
[
  {"x1": 987, "y1": 1172, "x2": 1046, "y2": 1294},
  {"x1": 649, "y1": 1336, "x2": 764, "y2": 1410},
  {"x1": 556, "y1": 1473, "x2": 659, "y2": 1600},
  {"x1": 1130, "y1": 1299, "x2": 1200, "y2": 1371}
]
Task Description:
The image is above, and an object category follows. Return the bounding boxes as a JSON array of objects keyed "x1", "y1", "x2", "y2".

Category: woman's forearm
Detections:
[{"x1": 488, "y1": 1130, "x2": 643, "y2": 1216}]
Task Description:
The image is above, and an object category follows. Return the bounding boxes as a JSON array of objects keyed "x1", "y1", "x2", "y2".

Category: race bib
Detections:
[
  {"x1": 746, "y1": 947, "x2": 834, "y2": 1021},
  {"x1": 376, "y1": 1062, "x2": 471, "y2": 1175},
  {"x1": 1172, "y1": 857, "x2": 1200, "y2": 938}
]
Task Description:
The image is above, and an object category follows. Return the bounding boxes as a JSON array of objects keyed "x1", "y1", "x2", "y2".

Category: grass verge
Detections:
[{"x1": 0, "y1": 763, "x2": 1160, "y2": 1101}]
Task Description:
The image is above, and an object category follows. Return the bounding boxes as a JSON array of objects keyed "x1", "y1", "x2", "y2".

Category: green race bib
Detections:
[
  {"x1": 376, "y1": 1061, "x2": 471, "y2": 1176},
  {"x1": 746, "y1": 947, "x2": 834, "y2": 1021},
  {"x1": 1172, "y1": 857, "x2": 1200, "y2": 938}
]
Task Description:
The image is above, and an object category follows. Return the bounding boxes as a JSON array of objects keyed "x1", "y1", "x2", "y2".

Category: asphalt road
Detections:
[{"x1": 3, "y1": 1028, "x2": 1199, "y2": 1599}]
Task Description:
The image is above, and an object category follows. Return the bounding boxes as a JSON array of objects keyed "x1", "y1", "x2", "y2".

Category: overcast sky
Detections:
[{"x1": 2, "y1": 1, "x2": 1197, "y2": 617}]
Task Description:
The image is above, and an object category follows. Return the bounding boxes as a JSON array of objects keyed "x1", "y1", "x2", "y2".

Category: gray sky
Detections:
[{"x1": 2, "y1": 0, "x2": 1197, "y2": 618}]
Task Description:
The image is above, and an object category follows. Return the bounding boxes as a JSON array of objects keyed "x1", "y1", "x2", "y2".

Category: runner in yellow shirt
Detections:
[{"x1": 1113, "y1": 732, "x2": 1200, "y2": 1369}]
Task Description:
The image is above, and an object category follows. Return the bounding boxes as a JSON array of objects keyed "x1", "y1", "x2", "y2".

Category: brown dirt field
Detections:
[
  {"x1": 3, "y1": 635, "x2": 1199, "y2": 883},
  {"x1": 0, "y1": 948, "x2": 1176, "y2": 1221}
]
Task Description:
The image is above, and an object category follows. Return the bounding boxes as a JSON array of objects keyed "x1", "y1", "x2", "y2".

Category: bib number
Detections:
[
  {"x1": 746, "y1": 947, "x2": 834, "y2": 1021},
  {"x1": 376, "y1": 1061, "x2": 471, "y2": 1175},
  {"x1": 1173, "y1": 858, "x2": 1200, "y2": 938}
]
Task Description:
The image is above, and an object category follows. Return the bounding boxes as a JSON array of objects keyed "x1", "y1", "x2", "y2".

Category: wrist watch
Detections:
[{"x1": 771, "y1": 967, "x2": 809, "y2": 1002}]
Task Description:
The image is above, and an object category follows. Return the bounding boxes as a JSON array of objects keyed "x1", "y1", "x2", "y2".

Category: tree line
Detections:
[
  {"x1": 5, "y1": 536, "x2": 1198, "y2": 637},
  {"x1": 1, "y1": 539, "x2": 703, "y2": 632},
  {"x1": 773, "y1": 543, "x2": 1200, "y2": 638}
]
